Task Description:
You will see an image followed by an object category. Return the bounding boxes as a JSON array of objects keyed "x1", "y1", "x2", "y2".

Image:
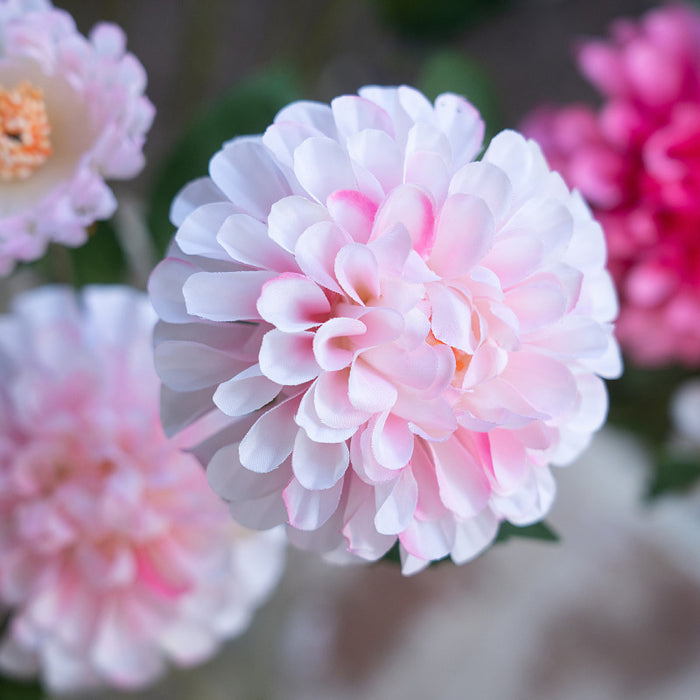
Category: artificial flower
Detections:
[
  {"x1": 523, "y1": 3, "x2": 700, "y2": 366},
  {"x1": 0, "y1": 285, "x2": 285, "y2": 692},
  {"x1": 150, "y1": 85, "x2": 620, "y2": 575},
  {"x1": 0, "y1": 0, "x2": 154, "y2": 275}
]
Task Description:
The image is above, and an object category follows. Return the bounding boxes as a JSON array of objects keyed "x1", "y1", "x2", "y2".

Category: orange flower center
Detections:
[{"x1": 0, "y1": 81, "x2": 52, "y2": 181}]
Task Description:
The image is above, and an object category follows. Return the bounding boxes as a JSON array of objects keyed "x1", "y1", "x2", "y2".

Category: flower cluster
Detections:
[
  {"x1": 0, "y1": 0, "x2": 154, "y2": 275},
  {"x1": 150, "y1": 86, "x2": 620, "y2": 574},
  {"x1": 523, "y1": 3, "x2": 700, "y2": 366},
  {"x1": 0, "y1": 286, "x2": 285, "y2": 693}
]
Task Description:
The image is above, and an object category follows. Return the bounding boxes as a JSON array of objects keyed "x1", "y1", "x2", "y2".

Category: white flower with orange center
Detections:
[
  {"x1": 0, "y1": 0, "x2": 154, "y2": 275},
  {"x1": 150, "y1": 86, "x2": 622, "y2": 575}
]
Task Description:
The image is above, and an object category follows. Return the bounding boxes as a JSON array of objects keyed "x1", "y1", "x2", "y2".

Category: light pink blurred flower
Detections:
[
  {"x1": 522, "y1": 3, "x2": 700, "y2": 366},
  {"x1": 0, "y1": 0, "x2": 154, "y2": 275},
  {"x1": 0, "y1": 286, "x2": 285, "y2": 693},
  {"x1": 149, "y1": 86, "x2": 620, "y2": 575}
]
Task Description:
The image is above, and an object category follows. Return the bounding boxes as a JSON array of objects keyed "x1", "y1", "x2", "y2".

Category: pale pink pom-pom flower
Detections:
[
  {"x1": 0, "y1": 285, "x2": 285, "y2": 693},
  {"x1": 149, "y1": 85, "x2": 621, "y2": 575},
  {"x1": 523, "y1": 3, "x2": 700, "y2": 366},
  {"x1": 0, "y1": 0, "x2": 154, "y2": 275}
]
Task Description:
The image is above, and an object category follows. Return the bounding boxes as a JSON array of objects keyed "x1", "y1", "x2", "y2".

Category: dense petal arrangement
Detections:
[
  {"x1": 0, "y1": 286, "x2": 285, "y2": 693},
  {"x1": 150, "y1": 85, "x2": 620, "y2": 575},
  {"x1": 0, "y1": 0, "x2": 154, "y2": 275},
  {"x1": 523, "y1": 3, "x2": 700, "y2": 366}
]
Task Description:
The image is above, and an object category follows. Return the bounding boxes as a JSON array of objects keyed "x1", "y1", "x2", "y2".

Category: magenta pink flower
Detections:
[
  {"x1": 0, "y1": 286, "x2": 285, "y2": 693},
  {"x1": 149, "y1": 86, "x2": 620, "y2": 575},
  {"x1": 522, "y1": 3, "x2": 700, "y2": 366},
  {"x1": 0, "y1": 0, "x2": 154, "y2": 275}
]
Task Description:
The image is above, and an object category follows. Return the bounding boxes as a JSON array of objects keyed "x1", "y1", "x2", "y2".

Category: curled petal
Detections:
[
  {"x1": 257, "y1": 273, "x2": 330, "y2": 331},
  {"x1": 283, "y1": 478, "x2": 344, "y2": 530},
  {"x1": 292, "y1": 430, "x2": 349, "y2": 490}
]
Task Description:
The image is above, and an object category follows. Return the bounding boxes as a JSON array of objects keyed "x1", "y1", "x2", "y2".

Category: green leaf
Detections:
[
  {"x1": 147, "y1": 68, "x2": 301, "y2": 256},
  {"x1": 495, "y1": 520, "x2": 560, "y2": 544},
  {"x1": 0, "y1": 675, "x2": 44, "y2": 700},
  {"x1": 379, "y1": 519, "x2": 559, "y2": 568},
  {"x1": 69, "y1": 219, "x2": 126, "y2": 287},
  {"x1": 648, "y1": 455, "x2": 700, "y2": 498},
  {"x1": 417, "y1": 51, "x2": 501, "y2": 141}
]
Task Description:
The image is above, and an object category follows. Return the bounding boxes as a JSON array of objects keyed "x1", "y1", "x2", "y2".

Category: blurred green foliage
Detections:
[
  {"x1": 0, "y1": 676, "x2": 44, "y2": 700},
  {"x1": 418, "y1": 51, "x2": 501, "y2": 142},
  {"x1": 371, "y1": 0, "x2": 514, "y2": 40},
  {"x1": 147, "y1": 68, "x2": 301, "y2": 256},
  {"x1": 69, "y1": 219, "x2": 126, "y2": 287},
  {"x1": 648, "y1": 454, "x2": 700, "y2": 498},
  {"x1": 607, "y1": 365, "x2": 688, "y2": 446}
]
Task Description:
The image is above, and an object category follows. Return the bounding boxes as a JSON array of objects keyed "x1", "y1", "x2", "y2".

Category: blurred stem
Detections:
[{"x1": 47, "y1": 243, "x2": 76, "y2": 286}]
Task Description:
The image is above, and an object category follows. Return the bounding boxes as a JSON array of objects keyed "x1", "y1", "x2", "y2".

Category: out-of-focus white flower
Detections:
[
  {"x1": 0, "y1": 285, "x2": 285, "y2": 693},
  {"x1": 0, "y1": 0, "x2": 154, "y2": 275},
  {"x1": 149, "y1": 85, "x2": 620, "y2": 575}
]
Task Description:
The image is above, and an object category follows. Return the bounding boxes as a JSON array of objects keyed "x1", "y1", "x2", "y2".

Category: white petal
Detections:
[
  {"x1": 238, "y1": 395, "x2": 302, "y2": 472},
  {"x1": 371, "y1": 411, "x2": 414, "y2": 470},
  {"x1": 213, "y1": 365, "x2": 282, "y2": 416},
  {"x1": 170, "y1": 177, "x2": 227, "y2": 227},
  {"x1": 500, "y1": 352, "x2": 578, "y2": 418},
  {"x1": 346, "y1": 129, "x2": 402, "y2": 193},
  {"x1": 267, "y1": 195, "x2": 330, "y2": 253},
  {"x1": 314, "y1": 369, "x2": 372, "y2": 430},
  {"x1": 274, "y1": 100, "x2": 337, "y2": 137},
  {"x1": 148, "y1": 257, "x2": 198, "y2": 324},
  {"x1": 294, "y1": 220, "x2": 351, "y2": 293},
  {"x1": 429, "y1": 194, "x2": 494, "y2": 279},
  {"x1": 256, "y1": 273, "x2": 330, "y2": 331},
  {"x1": 313, "y1": 317, "x2": 366, "y2": 371},
  {"x1": 434, "y1": 92, "x2": 484, "y2": 166},
  {"x1": 217, "y1": 213, "x2": 296, "y2": 271},
  {"x1": 177, "y1": 202, "x2": 238, "y2": 260},
  {"x1": 374, "y1": 468, "x2": 418, "y2": 535},
  {"x1": 448, "y1": 161, "x2": 513, "y2": 222},
  {"x1": 154, "y1": 340, "x2": 245, "y2": 391},
  {"x1": 283, "y1": 478, "x2": 344, "y2": 530},
  {"x1": 348, "y1": 358, "x2": 398, "y2": 413},
  {"x1": 229, "y1": 490, "x2": 289, "y2": 529},
  {"x1": 326, "y1": 189, "x2": 377, "y2": 244},
  {"x1": 210, "y1": 137, "x2": 292, "y2": 219},
  {"x1": 294, "y1": 136, "x2": 357, "y2": 202},
  {"x1": 296, "y1": 384, "x2": 358, "y2": 443},
  {"x1": 372, "y1": 184, "x2": 435, "y2": 256},
  {"x1": 183, "y1": 270, "x2": 274, "y2": 321},
  {"x1": 431, "y1": 435, "x2": 491, "y2": 518},
  {"x1": 207, "y1": 442, "x2": 292, "y2": 502},
  {"x1": 331, "y1": 95, "x2": 394, "y2": 139},
  {"x1": 334, "y1": 243, "x2": 380, "y2": 304},
  {"x1": 292, "y1": 430, "x2": 349, "y2": 489},
  {"x1": 259, "y1": 329, "x2": 319, "y2": 385},
  {"x1": 450, "y1": 509, "x2": 499, "y2": 565}
]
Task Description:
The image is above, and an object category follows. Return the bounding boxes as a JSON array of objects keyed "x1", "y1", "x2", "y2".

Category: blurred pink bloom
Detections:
[
  {"x1": 0, "y1": 0, "x2": 154, "y2": 275},
  {"x1": 522, "y1": 3, "x2": 700, "y2": 366},
  {"x1": 0, "y1": 286, "x2": 285, "y2": 693},
  {"x1": 149, "y1": 86, "x2": 620, "y2": 575}
]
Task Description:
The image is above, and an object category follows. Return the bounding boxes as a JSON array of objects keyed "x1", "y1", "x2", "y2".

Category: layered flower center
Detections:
[{"x1": 0, "y1": 80, "x2": 52, "y2": 181}]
